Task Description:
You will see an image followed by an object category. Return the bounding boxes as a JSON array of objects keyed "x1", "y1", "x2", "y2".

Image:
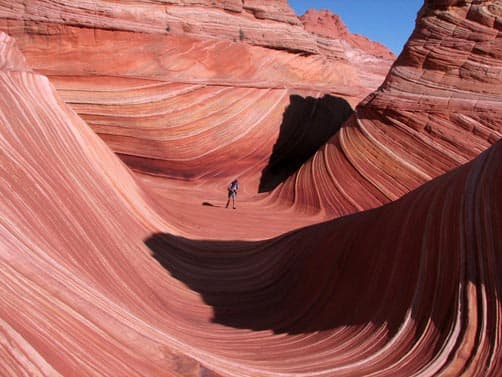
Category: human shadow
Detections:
[
  {"x1": 259, "y1": 94, "x2": 353, "y2": 192},
  {"x1": 202, "y1": 202, "x2": 221, "y2": 207}
]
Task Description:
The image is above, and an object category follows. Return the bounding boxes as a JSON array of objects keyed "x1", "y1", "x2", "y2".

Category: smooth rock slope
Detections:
[
  {"x1": 0, "y1": 0, "x2": 395, "y2": 193},
  {"x1": 273, "y1": 0, "x2": 502, "y2": 216},
  {"x1": 0, "y1": 0, "x2": 501, "y2": 376}
]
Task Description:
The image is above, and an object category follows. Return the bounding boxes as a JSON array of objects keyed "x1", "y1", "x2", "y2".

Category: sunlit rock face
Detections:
[
  {"x1": 274, "y1": 0, "x2": 502, "y2": 216},
  {"x1": 0, "y1": 32, "x2": 221, "y2": 376},
  {"x1": 0, "y1": 32, "x2": 28, "y2": 70},
  {"x1": 300, "y1": 9, "x2": 395, "y2": 57},
  {"x1": 0, "y1": 0, "x2": 310, "y2": 52},
  {"x1": 300, "y1": 9, "x2": 396, "y2": 88},
  {"x1": 0, "y1": 0, "x2": 501, "y2": 376},
  {"x1": 0, "y1": 0, "x2": 394, "y2": 190}
]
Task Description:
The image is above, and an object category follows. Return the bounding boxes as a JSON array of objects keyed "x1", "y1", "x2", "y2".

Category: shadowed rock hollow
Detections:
[{"x1": 0, "y1": 0, "x2": 501, "y2": 376}]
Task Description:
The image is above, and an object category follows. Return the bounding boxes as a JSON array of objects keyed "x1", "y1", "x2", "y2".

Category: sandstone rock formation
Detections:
[
  {"x1": 0, "y1": 0, "x2": 308, "y2": 54},
  {"x1": 0, "y1": 0, "x2": 501, "y2": 376},
  {"x1": 0, "y1": 32, "x2": 28, "y2": 71},
  {"x1": 0, "y1": 0, "x2": 395, "y2": 192},
  {"x1": 0, "y1": 32, "x2": 214, "y2": 376},
  {"x1": 299, "y1": 9, "x2": 397, "y2": 93},
  {"x1": 273, "y1": 0, "x2": 502, "y2": 216},
  {"x1": 300, "y1": 9, "x2": 394, "y2": 56}
]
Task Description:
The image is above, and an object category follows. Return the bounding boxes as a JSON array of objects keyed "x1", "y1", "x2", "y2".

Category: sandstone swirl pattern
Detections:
[
  {"x1": 0, "y1": 0, "x2": 394, "y2": 193},
  {"x1": 274, "y1": 0, "x2": 502, "y2": 216},
  {"x1": 0, "y1": 1, "x2": 501, "y2": 377}
]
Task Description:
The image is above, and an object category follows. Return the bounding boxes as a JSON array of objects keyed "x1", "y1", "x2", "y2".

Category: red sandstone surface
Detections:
[
  {"x1": 300, "y1": 9, "x2": 396, "y2": 59},
  {"x1": 0, "y1": 0, "x2": 501, "y2": 376}
]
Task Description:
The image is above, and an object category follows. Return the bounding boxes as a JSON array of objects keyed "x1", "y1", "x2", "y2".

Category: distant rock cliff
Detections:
[
  {"x1": 301, "y1": 9, "x2": 396, "y2": 59},
  {"x1": 300, "y1": 9, "x2": 396, "y2": 90}
]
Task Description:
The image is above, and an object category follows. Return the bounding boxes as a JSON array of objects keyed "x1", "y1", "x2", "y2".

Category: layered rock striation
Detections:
[
  {"x1": 0, "y1": 33, "x2": 212, "y2": 376},
  {"x1": 300, "y1": 9, "x2": 396, "y2": 86},
  {"x1": 1, "y1": 30, "x2": 501, "y2": 375},
  {"x1": 272, "y1": 0, "x2": 502, "y2": 216},
  {"x1": 0, "y1": 0, "x2": 311, "y2": 52},
  {"x1": 0, "y1": 0, "x2": 501, "y2": 376},
  {"x1": 0, "y1": 0, "x2": 394, "y2": 189},
  {"x1": 0, "y1": 0, "x2": 391, "y2": 57}
]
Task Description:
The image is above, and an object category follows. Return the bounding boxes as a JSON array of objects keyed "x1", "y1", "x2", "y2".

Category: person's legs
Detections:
[{"x1": 226, "y1": 190, "x2": 237, "y2": 208}]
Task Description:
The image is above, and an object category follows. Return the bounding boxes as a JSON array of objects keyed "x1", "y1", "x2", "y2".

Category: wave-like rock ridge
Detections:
[{"x1": 0, "y1": 0, "x2": 501, "y2": 376}]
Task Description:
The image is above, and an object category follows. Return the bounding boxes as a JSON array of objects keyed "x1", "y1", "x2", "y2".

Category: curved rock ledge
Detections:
[{"x1": 273, "y1": 0, "x2": 502, "y2": 216}]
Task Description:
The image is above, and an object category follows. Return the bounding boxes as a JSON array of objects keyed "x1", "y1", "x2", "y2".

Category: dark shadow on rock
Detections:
[
  {"x1": 144, "y1": 153, "x2": 494, "y2": 337},
  {"x1": 144, "y1": 204, "x2": 415, "y2": 336},
  {"x1": 143, "y1": 138, "x2": 500, "y2": 358},
  {"x1": 259, "y1": 94, "x2": 353, "y2": 192},
  {"x1": 202, "y1": 202, "x2": 221, "y2": 207}
]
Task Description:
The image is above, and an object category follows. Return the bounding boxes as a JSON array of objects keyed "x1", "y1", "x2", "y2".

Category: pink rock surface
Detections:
[
  {"x1": 274, "y1": 0, "x2": 502, "y2": 216},
  {"x1": 0, "y1": 32, "x2": 28, "y2": 71},
  {"x1": 0, "y1": 0, "x2": 394, "y2": 191},
  {"x1": 0, "y1": 32, "x2": 224, "y2": 377},
  {"x1": 301, "y1": 9, "x2": 396, "y2": 59},
  {"x1": 299, "y1": 9, "x2": 397, "y2": 106},
  {"x1": 0, "y1": 0, "x2": 314, "y2": 53},
  {"x1": 0, "y1": 0, "x2": 501, "y2": 376}
]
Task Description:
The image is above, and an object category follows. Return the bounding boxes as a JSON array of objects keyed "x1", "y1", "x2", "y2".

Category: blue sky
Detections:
[{"x1": 288, "y1": 0, "x2": 424, "y2": 55}]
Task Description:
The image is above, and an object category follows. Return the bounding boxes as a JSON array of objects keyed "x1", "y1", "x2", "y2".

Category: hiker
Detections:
[{"x1": 226, "y1": 179, "x2": 239, "y2": 209}]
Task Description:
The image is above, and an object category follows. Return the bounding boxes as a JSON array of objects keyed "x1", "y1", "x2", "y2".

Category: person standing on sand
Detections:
[{"x1": 226, "y1": 179, "x2": 239, "y2": 209}]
